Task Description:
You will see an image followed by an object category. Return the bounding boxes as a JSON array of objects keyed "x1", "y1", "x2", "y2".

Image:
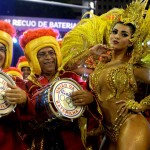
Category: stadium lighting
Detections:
[
  {"x1": 13, "y1": 37, "x2": 17, "y2": 43},
  {"x1": 19, "y1": 0, "x2": 94, "y2": 10}
]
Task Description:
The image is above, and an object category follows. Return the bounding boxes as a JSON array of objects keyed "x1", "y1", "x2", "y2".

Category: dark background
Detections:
[
  {"x1": 1, "y1": 0, "x2": 85, "y2": 19},
  {"x1": 1, "y1": 0, "x2": 150, "y2": 19}
]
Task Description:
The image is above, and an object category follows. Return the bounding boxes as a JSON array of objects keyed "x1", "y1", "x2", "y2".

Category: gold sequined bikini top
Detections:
[{"x1": 89, "y1": 62, "x2": 137, "y2": 102}]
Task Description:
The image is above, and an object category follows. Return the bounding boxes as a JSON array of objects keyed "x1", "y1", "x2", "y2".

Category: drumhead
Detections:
[
  {"x1": 51, "y1": 78, "x2": 85, "y2": 119},
  {"x1": 0, "y1": 71, "x2": 16, "y2": 117}
]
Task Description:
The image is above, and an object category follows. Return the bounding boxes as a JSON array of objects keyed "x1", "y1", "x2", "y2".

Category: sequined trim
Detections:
[
  {"x1": 90, "y1": 63, "x2": 137, "y2": 102},
  {"x1": 102, "y1": 112, "x2": 131, "y2": 142}
]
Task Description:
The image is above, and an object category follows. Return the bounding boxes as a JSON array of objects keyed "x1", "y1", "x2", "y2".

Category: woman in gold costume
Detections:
[
  {"x1": 89, "y1": 1, "x2": 150, "y2": 150},
  {"x1": 60, "y1": 7, "x2": 124, "y2": 150}
]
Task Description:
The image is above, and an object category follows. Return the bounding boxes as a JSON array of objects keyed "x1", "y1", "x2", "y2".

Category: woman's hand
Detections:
[
  {"x1": 116, "y1": 100, "x2": 146, "y2": 114},
  {"x1": 89, "y1": 44, "x2": 113, "y2": 56},
  {"x1": 116, "y1": 100, "x2": 129, "y2": 116},
  {"x1": 71, "y1": 90, "x2": 94, "y2": 106},
  {"x1": 100, "y1": 53, "x2": 111, "y2": 63},
  {"x1": 5, "y1": 83, "x2": 27, "y2": 105}
]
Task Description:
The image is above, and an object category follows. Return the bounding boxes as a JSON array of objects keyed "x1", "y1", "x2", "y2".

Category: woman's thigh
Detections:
[{"x1": 117, "y1": 114, "x2": 150, "y2": 150}]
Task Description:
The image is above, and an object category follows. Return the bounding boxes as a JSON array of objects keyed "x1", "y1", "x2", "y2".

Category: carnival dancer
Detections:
[
  {"x1": 59, "y1": 8, "x2": 125, "y2": 150},
  {"x1": 60, "y1": 8, "x2": 123, "y2": 72},
  {"x1": 16, "y1": 56, "x2": 31, "y2": 79},
  {"x1": 19, "y1": 27, "x2": 96, "y2": 150},
  {"x1": 0, "y1": 20, "x2": 28, "y2": 150},
  {"x1": 88, "y1": 0, "x2": 150, "y2": 149}
]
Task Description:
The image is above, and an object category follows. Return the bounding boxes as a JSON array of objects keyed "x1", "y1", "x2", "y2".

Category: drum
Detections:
[
  {"x1": 50, "y1": 78, "x2": 85, "y2": 119},
  {"x1": 0, "y1": 71, "x2": 16, "y2": 118},
  {"x1": 33, "y1": 77, "x2": 86, "y2": 123}
]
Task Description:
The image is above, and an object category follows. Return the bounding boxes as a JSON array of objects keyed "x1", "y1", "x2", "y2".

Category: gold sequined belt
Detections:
[{"x1": 102, "y1": 112, "x2": 132, "y2": 142}]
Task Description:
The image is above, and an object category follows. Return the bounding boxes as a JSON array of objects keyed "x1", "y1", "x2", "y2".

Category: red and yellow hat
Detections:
[
  {"x1": 3, "y1": 67, "x2": 23, "y2": 79},
  {"x1": 19, "y1": 28, "x2": 62, "y2": 75},
  {"x1": 0, "y1": 20, "x2": 16, "y2": 69},
  {"x1": 16, "y1": 55, "x2": 30, "y2": 70}
]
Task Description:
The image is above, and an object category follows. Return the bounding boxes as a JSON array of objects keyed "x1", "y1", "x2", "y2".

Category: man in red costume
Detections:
[
  {"x1": 0, "y1": 20, "x2": 28, "y2": 150},
  {"x1": 19, "y1": 27, "x2": 100, "y2": 150}
]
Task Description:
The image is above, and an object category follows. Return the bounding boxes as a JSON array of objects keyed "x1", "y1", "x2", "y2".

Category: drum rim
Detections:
[
  {"x1": 0, "y1": 71, "x2": 16, "y2": 117},
  {"x1": 51, "y1": 78, "x2": 85, "y2": 119},
  {"x1": 0, "y1": 71, "x2": 16, "y2": 85}
]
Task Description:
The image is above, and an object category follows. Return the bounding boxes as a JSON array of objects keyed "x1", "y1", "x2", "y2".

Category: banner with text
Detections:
[{"x1": 0, "y1": 16, "x2": 79, "y2": 32}]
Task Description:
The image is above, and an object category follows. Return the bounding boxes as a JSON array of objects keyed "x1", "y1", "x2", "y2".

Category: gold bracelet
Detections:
[
  {"x1": 126, "y1": 100, "x2": 140, "y2": 110},
  {"x1": 140, "y1": 95, "x2": 150, "y2": 106}
]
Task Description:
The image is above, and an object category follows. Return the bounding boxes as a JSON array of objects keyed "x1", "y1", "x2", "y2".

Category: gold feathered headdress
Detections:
[
  {"x1": 60, "y1": 8, "x2": 124, "y2": 71},
  {"x1": 111, "y1": 0, "x2": 149, "y2": 64},
  {"x1": 138, "y1": 8, "x2": 150, "y2": 67},
  {"x1": 129, "y1": 0, "x2": 150, "y2": 65}
]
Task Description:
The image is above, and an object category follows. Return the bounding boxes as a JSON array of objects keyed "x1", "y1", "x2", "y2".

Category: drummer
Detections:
[
  {"x1": 0, "y1": 20, "x2": 28, "y2": 150},
  {"x1": 19, "y1": 27, "x2": 96, "y2": 150},
  {"x1": 16, "y1": 55, "x2": 31, "y2": 79}
]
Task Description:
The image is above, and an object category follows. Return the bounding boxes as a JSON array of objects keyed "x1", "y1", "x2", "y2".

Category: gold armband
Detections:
[
  {"x1": 126, "y1": 100, "x2": 140, "y2": 110},
  {"x1": 140, "y1": 95, "x2": 150, "y2": 106}
]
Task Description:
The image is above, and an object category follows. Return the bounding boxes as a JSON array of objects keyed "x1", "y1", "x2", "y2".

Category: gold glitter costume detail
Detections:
[
  {"x1": 89, "y1": 63, "x2": 138, "y2": 141},
  {"x1": 140, "y1": 95, "x2": 150, "y2": 106},
  {"x1": 60, "y1": 9, "x2": 124, "y2": 71},
  {"x1": 102, "y1": 113, "x2": 131, "y2": 142},
  {"x1": 90, "y1": 63, "x2": 137, "y2": 103}
]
